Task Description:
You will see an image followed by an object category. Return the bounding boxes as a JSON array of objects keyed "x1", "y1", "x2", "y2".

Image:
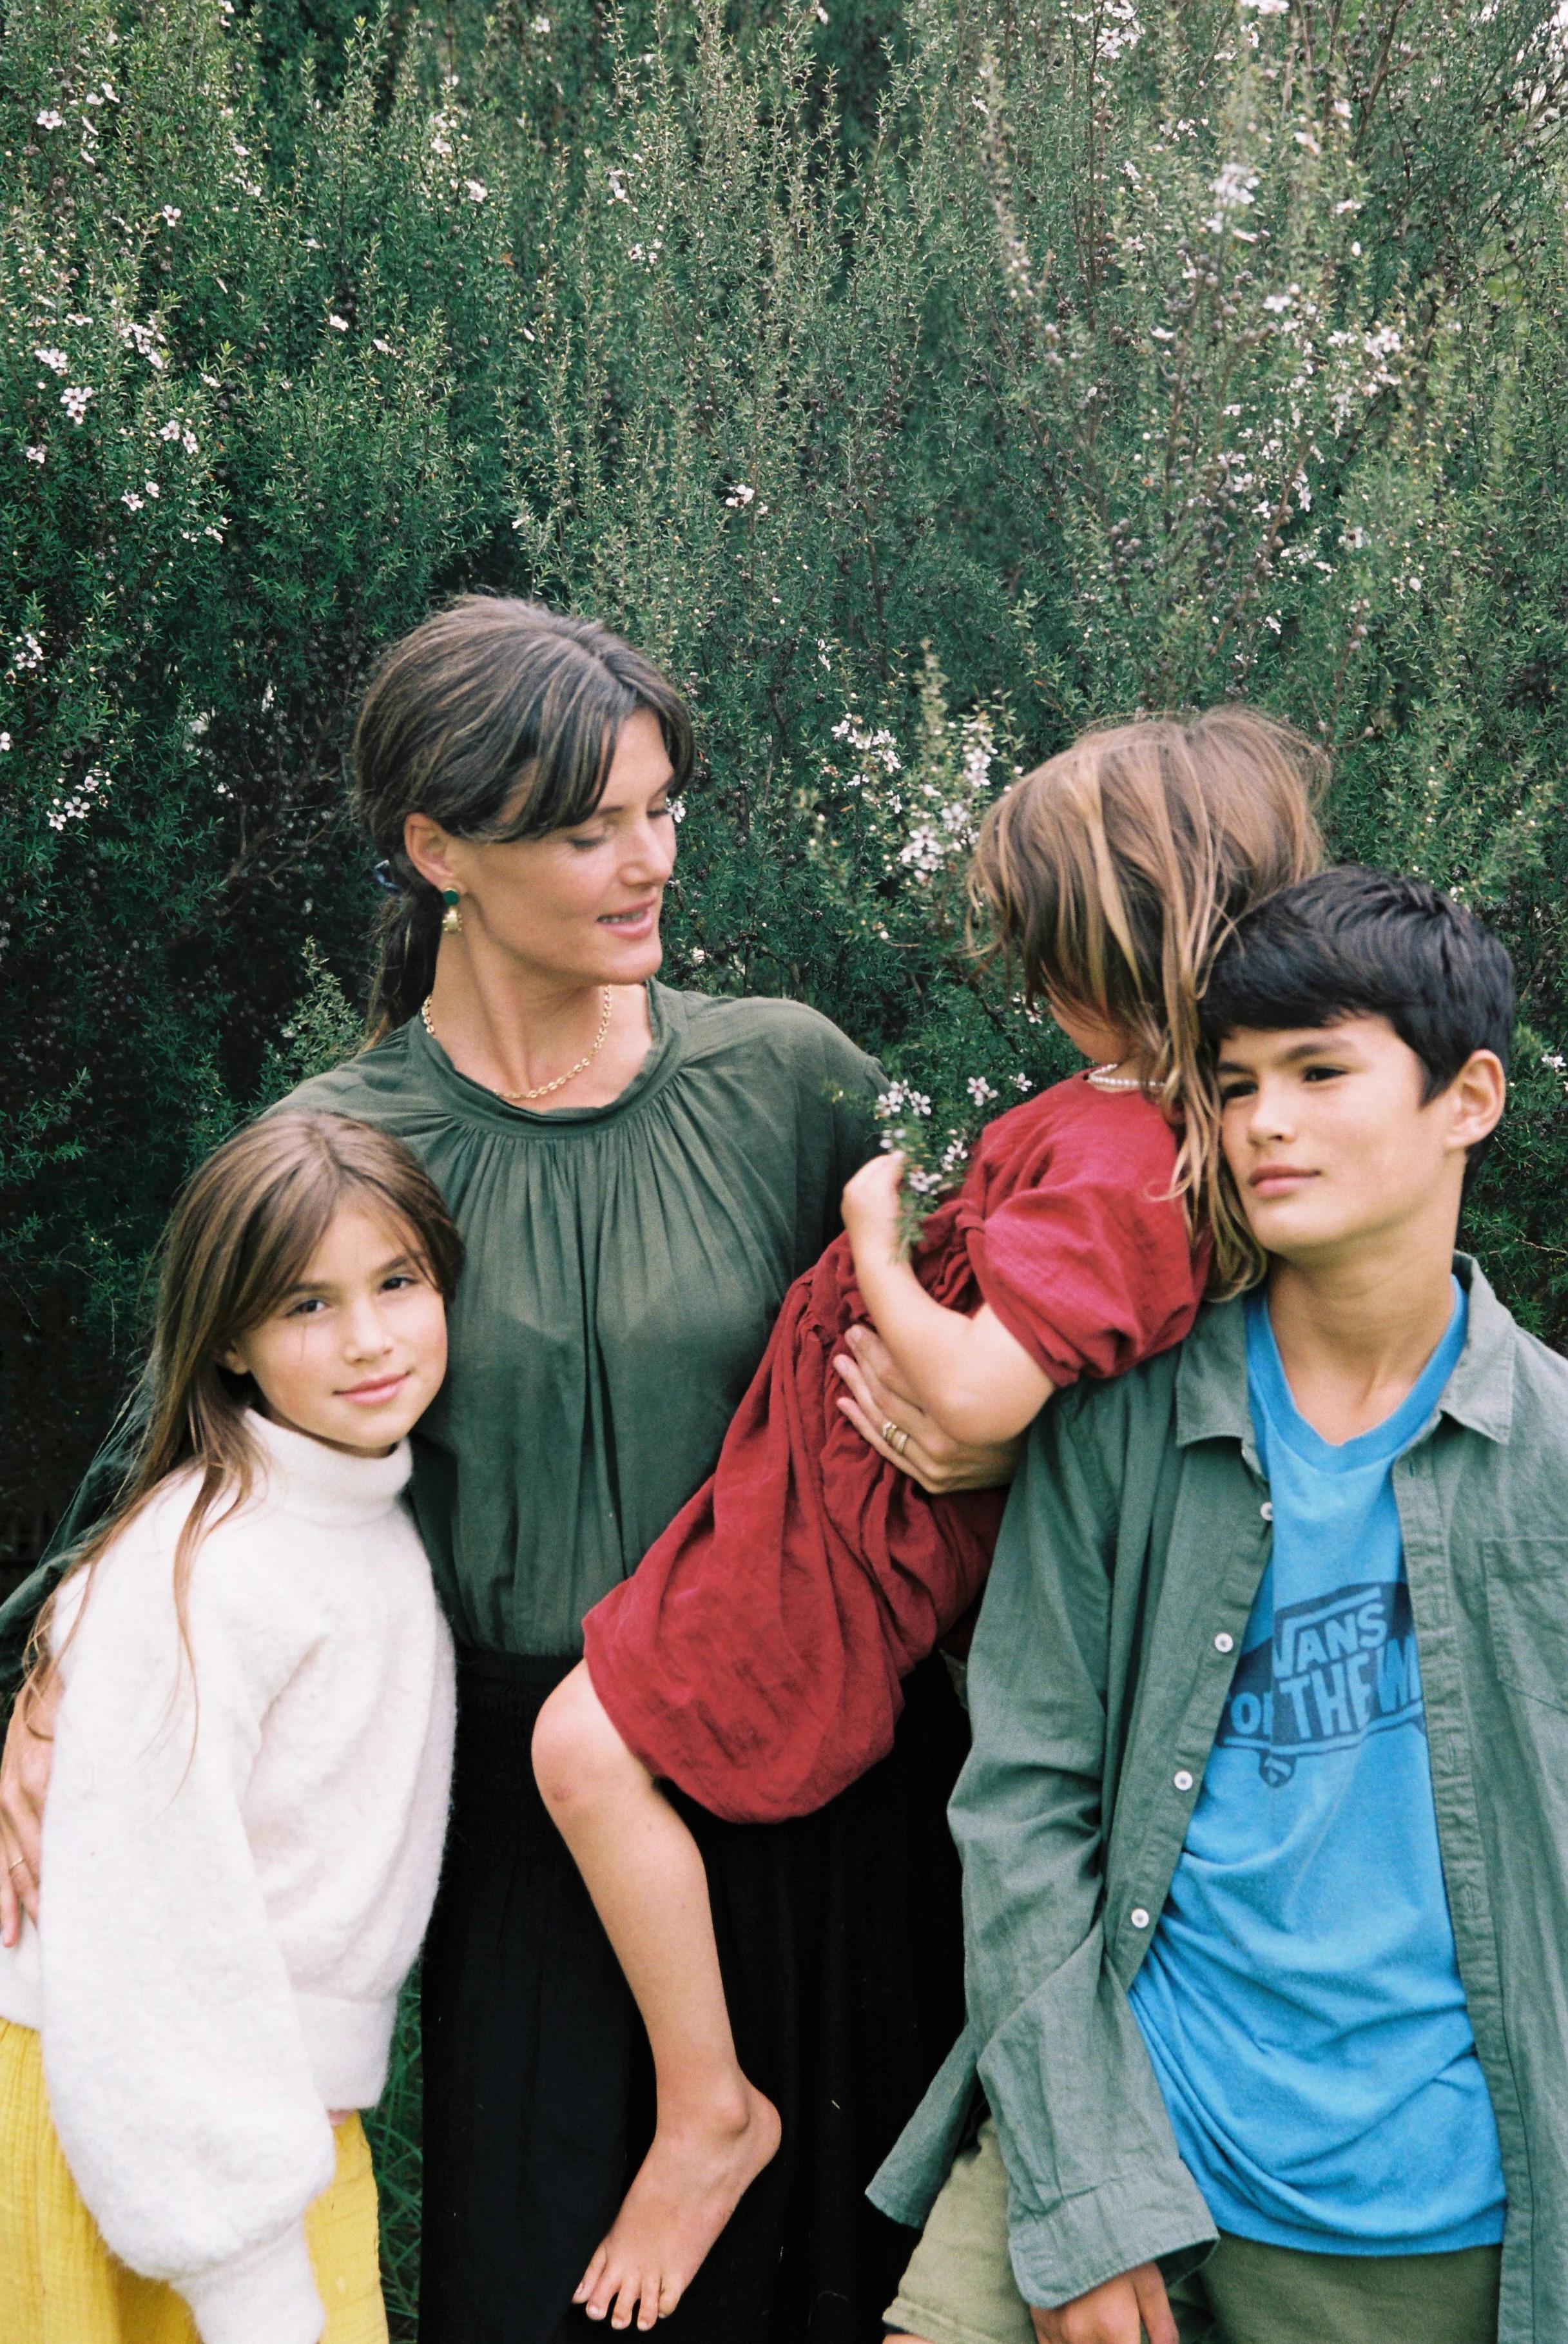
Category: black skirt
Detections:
[{"x1": 418, "y1": 1647, "x2": 968, "y2": 2344}]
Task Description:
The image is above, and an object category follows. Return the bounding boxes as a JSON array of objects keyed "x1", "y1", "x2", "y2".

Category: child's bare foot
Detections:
[{"x1": 574, "y1": 2078, "x2": 782, "y2": 2329}]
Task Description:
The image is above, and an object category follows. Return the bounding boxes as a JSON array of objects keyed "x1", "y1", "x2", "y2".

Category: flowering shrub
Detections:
[{"x1": 6, "y1": 0, "x2": 1568, "y2": 1531}]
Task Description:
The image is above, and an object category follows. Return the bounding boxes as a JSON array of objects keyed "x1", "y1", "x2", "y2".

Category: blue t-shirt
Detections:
[{"x1": 1128, "y1": 1282, "x2": 1506, "y2": 2254}]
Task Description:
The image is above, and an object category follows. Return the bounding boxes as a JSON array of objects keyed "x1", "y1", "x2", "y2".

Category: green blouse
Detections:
[{"x1": 286, "y1": 983, "x2": 882, "y2": 1656}]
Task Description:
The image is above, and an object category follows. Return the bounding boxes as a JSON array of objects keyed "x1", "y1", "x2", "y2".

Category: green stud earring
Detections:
[{"x1": 441, "y1": 888, "x2": 463, "y2": 936}]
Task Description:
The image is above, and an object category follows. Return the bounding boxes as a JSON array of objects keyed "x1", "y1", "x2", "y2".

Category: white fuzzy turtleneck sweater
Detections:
[{"x1": 0, "y1": 1412, "x2": 454, "y2": 2344}]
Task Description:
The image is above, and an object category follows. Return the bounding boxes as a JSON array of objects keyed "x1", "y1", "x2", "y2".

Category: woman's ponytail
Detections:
[{"x1": 365, "y1": 871, "x2": 444, "y2": 1045}]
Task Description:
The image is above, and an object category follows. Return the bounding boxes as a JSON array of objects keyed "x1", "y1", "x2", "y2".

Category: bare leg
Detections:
[{"x1": 532, "y1": 1664, "x2": 780, "y2": 2331}]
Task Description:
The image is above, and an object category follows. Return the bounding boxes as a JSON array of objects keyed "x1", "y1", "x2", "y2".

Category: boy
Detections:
[{"x1": 873, "y1": 867, "x2": 1565, "y2": 2344}]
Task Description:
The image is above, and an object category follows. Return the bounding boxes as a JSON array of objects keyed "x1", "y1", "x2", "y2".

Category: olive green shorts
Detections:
[{"x1": 884, "y1": 2118, "x2": 1502, "y2": 2344}]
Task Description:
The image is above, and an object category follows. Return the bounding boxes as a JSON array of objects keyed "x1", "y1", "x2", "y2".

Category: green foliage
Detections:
[{"x1": 6, "y1": 0, "x2": 1568, "y2": 1493}]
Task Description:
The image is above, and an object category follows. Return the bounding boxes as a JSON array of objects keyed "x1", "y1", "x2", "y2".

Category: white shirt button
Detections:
[
  {"x1": 1174, "y1": 1770, "x2": 1194, "y2": 1792},
  {"x1": 1214, "y1": 1631, "x2": 1235, "y2": 1654},
  {"x1": 1260, "y1": 1501, "x2": 1274, "y2": 1522},
  {"x1": 1130, "y1": 1907, "x2": 1150, "y2": 1929}
]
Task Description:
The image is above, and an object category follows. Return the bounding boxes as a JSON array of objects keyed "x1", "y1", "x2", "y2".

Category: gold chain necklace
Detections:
[
  {"x1": 421, "y1": 988, "x2": 614, "y2": 1103},
  {"x1": 1086, "y1": 1061, "x2": 1143, "y2": 1093}
]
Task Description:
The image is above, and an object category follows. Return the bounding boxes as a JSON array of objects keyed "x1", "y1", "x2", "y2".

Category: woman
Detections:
[{"x1": 0, "y1": 597, "x2": 1014, "y2": 2343}]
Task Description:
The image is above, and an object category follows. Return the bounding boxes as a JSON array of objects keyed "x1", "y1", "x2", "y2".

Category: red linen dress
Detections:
[{"x1": 581, "y1": 1073, "x2": 1207, "y2": 1822}]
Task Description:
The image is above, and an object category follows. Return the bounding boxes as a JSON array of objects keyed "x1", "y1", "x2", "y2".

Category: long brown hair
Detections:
[
  {"x1": 21, "y1": 1113, "x2": 463, "y2": 1718},
  {"x1": 354, "y1": 597, "x2": 696, "y2": 1041},
  {"x1": 970, "y1": 706, "x2": 1326, "y2": 1292}
]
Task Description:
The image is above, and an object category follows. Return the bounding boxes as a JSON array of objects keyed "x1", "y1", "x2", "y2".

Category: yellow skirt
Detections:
[{"x1": 0, "y1": 2016, "x2": 389, "y2": 2344}]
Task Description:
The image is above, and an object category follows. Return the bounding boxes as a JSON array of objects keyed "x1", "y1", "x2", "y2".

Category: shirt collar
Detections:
[{"x1": 1174, "y1": 1252, "x2": 1516, "y2": 1456}]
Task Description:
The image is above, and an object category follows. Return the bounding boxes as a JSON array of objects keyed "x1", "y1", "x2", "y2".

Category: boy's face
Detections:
[{"x1": 1215, "y1": 1014, "x2": 1505, "y2": 1270}]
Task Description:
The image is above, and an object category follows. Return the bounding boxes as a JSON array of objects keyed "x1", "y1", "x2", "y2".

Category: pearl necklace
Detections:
[
  {"x1": 1086, "y1": 1061, "x2": 1144, "y2": 1093},
  {"x1": 421, "y1": 988, "x2": 614, "y2": 1103}
]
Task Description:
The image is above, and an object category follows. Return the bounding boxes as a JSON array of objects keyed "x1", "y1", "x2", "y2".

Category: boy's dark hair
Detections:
[{"x1": 1202, "y1": 866, "x2": 1516, "y2": 1182}]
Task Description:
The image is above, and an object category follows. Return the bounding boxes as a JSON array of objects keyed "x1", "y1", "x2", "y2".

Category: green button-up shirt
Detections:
[{"x1": 871, "y1": 1258, "x2": 1568, "y2": 2338}]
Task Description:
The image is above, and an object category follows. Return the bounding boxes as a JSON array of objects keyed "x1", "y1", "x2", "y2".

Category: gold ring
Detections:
[
  {"x1": 886, "y1": 1422, "x2": 911, "y2": 1457},
  {"x1": 6, "y1": 1858, "x2": 24, "y2": 1875}
]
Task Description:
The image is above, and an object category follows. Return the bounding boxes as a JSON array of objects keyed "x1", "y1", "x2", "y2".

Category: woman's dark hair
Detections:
[
  {"x1": 355, "y1": 597, "x2": 696, "y2": 1040},
  {"x1": 1201, "y1": 866, "x2": 1516, "y2": 1183}
]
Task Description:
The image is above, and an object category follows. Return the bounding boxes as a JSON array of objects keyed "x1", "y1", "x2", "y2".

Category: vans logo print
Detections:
[{"x1": 1215, "y1": 1580, "x2": 1424, "y2": 1787}]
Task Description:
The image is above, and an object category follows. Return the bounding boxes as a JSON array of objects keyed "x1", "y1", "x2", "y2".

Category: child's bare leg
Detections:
[{"x1": 532, "y1": 1663, "x2": 780, "y2": 2331}]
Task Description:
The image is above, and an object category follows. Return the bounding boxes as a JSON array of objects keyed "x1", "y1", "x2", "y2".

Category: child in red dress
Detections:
[{"x1": 532, "y1": 707, "x2": 1325, "y2": 2331}]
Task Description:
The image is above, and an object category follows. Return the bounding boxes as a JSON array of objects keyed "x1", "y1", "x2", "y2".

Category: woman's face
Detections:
[{"x1": 409, "y1": 706, "x2": 679, "y2": 991}]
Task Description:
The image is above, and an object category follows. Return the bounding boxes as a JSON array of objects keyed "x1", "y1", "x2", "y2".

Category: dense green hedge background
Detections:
[{"x1": 7, "y1": 0, "x2": 1568, "y2": 1540}]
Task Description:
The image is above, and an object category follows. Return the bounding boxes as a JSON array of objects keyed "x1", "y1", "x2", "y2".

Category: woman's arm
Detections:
[
  {"x1": 0, "y1": 1674, "x2": 58, "y2": 1942},
  {"x1": 1, "y1": 1378, "x2": 154, "y2": 1941},
  {"x1": 831, "y1": 1325, "x2": 1025, "y2": 1493},
  {"x1": 841, "y1": 1153, "x2": 1056, "y2": 1447}
]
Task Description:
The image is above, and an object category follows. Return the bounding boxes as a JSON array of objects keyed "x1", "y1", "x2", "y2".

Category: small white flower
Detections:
[
  {"x1": 606, "y1": 168, "x2": 630, "y2": 203},
  {"x1": 35, "y1": 109, "x2": 64, "y2": 131},
  {"x1": 532, "y1": 12, "x2": 551, "y2": 27},
  {"x1": 144, "y1": 480, "x2": 160, "y2": 497},
  {"x1": 690, "y1": 946, "x2": 706, "y2": 964},
  {"x1": 0, "y1": 734, "x2": 10, "y2": 751},
  {"x1": 1210, "y1": 161, "x2": 1257, "y2": 209},
  {"x1": 1012, "y1": 1072, "x2": 1033, "y2": 1092},
  {"x1": 60, "y1": 386, "x2": 95, "y2": 424},
  {"x1": 724, "y1": 482, "x2": 756, "y2": 508},
  {"x1": 465, "y1": 179, "x2": 488, "y2": 202},
  {"x1": 1542, "y1": 1052, "x2": 1566, "y2": 1073},
  {"x1": 121, "y1": 490, "x2": 145, "y2": 510},
  {"x1": 34, "y1": 348, "x2": 69, "y2": 375},
  {"x1": 24, "y1": 446, "x2": 46, "y2": 466},
  {"x1": 967, "y1": 1076, "x2": 998, "y2": 1105},
  {"x1": 328, "y1": 313, "x2": 349, "y2": 332},
  {"x1": 158, "y1": 418, "x2": 182, "y2": 441},
  {"x1": 160, "y1": 204, "x2": 182, "y2": 224}
]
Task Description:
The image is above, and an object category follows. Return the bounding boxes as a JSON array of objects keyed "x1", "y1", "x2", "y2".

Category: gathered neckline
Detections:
[{"x1": 407, "y1": 979, "x2": 684, "y2": 1136}]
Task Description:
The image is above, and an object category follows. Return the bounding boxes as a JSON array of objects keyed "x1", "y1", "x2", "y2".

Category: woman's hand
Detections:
[
  {"x1": 833, "y1": 1324, "x2": 1022, "y2": 1495},
  {"x1": 839, "y1": 1150, "x2": 907, "y2": 1268},
  {"x1": 0, "y1": 1675, "x2": 59, "y2": 1946}
]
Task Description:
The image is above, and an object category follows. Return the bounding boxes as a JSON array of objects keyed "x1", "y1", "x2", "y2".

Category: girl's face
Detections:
[
  {"x1": 222, "y1": 1204, "x2": 449, "y2": 1456},
  {"x1": 407, "y1": 705, "x2": 679, "y2": 991}
]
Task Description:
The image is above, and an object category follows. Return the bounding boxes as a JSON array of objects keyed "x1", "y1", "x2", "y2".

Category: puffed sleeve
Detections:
[{"x1": 966, "y1": 1093, "x2": 1205, "y2": 1388}]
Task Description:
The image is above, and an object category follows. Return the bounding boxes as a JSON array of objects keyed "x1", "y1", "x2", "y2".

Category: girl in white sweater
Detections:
[{"x1": 0, "y1": 1110, "x2": 461, "y2": 2344}]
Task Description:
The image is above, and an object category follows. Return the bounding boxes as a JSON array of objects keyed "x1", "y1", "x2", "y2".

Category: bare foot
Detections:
[{"x1": 574, "y1": 2080, "x2": 782, "y2": 2329}]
